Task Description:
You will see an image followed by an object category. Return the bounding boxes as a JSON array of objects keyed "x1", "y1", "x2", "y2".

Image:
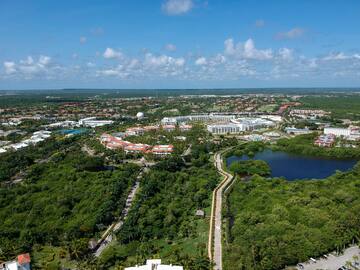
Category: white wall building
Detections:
[
  {"x1": 49, "y1": 120, "x2": 77, "y2": 128},
  {"x1": 324, "y1": 127, "x2": 351, "y2": 137},
  {"x1": 207, "y1": 117, "x2": 275, "y2": 135},
  {"x1": 207, "y1": 123, "x2": 245, "y2": 134},
  {"x1": 125, "y1": 259, "x2": 183, "y2": 270},
  {"x1": 79, "y1": 117, "x2": 114, "y2": 128},
  {"x1": 161, "y1": 114, "x2": 235, "y2": 125}
]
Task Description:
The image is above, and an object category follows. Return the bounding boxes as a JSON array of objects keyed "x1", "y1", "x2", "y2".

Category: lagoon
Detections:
[{"x1": 226, "y1": 149, "x2": 357, "y2": 180}]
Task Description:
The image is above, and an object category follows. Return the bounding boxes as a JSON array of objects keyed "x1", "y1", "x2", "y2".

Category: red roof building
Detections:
[
  {"x1": 162, "y1": 125, "x2": 176, "y2": 132},
  {"x1": 124, "y1": 143, "x2": 150, "y2": 153},
  {"x1": 17, "y1": 253, "x2": 31, "y2": 266},
  {"x1": 152, "y1": 145, "x2": 174, "y2": 155}
]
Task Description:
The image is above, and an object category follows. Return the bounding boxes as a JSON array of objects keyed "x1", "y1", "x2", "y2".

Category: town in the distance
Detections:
[{"x1": 0, "y1": 89, "x2": 359, "y2": 270}]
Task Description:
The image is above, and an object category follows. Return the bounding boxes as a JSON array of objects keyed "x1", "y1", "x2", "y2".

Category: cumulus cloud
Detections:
[
  {"x1": 162, "y1": 0, "x2": 193, "y2": 15},
  {"x1": 3, "y1": 61, "x2": 16, "y2": 74},
  {"x1": 2, "y1": 55, "x2": 54, "y2": 78},
  {"x1": 80, "y1": 36, "x2": 87, "y2": 44},
  {"x1": 144, "y1": 53, "x2": 185, "y2": 67},
  {"x1": 323, "y1": 52, "x2": 350, "y2": 61},
  {"x1": 165, "y1": 43, "x2": 177, "y2": 52},
  {"x1": 195, "y1": 57, "x2": 207, "y2": 65},
  {"x1": 103, "y1": 48, "x2": 123, "y2": 59},
  {"x1": 20, "y1": 56, "x2": 34, "y2": 65},
  {"x1": 39, "y1": 55, "x2": 51, "y2": 66},
  {"x1": 276, "y1": 27, "x2": 305, "y2": 40},
  {"x1": 278, "y1": 48, "x2": 293, "y2": 61},
  {"x1": 87, "y1": 62, "x2": 96, "y2": 68},
  {"x1": 224, "y1": 38, "x2": 273, "y2": 60},
  {"x1": 4, "y1": 37, "x2": 360, "y2": 84}
]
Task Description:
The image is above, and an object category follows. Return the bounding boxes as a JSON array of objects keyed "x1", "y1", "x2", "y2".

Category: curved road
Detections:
[{"x1": 209, "y1": 151, "x2": 234, "y2": 270}]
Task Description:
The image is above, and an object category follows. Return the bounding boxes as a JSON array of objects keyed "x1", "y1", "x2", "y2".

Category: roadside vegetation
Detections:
[{"x1": 273, "y1": 133, "x2": 360, "y2": 159}]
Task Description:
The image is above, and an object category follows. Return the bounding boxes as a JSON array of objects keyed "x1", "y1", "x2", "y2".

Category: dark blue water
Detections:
[
  {"x1": 226, "y1": 149, "x2": 357, "y2": 180},
  {"x1": 59, "y1": 128, "x2": 88, "y2": 135}
]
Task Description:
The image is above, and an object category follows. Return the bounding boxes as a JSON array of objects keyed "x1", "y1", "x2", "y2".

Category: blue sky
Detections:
[{"x1": 1, "y1": 0, "x2": 360, "y2": 89}]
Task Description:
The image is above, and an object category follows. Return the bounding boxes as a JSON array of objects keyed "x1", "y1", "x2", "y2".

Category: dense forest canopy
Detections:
[
  {"x1": 224, "y1": 162, "x2": 360, "y2": 270},
  {"x1": 0, "y1": 145, "x2": 139, "y2": 263},
  {"x1": 98, "y1": 155, "x2": 219, "y2": 268}
]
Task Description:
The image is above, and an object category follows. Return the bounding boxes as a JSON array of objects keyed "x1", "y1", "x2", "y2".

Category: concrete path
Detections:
[{"x1": 209, "y1": 152, "x2": 234, "y2": 270}]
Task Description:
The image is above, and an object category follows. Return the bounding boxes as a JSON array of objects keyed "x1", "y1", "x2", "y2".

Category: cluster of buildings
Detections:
[
  {"x1": 290, "y1": 109, "x2": 329, "y2": 119},
  {"x1": 161, "y1": 114, "x2": 235, "y2": 125},
  {"x1": 160, "y1": 113, "x2": 278, "y2": 135},
  {"x1": 49, "y1": 117, "x2": 114, "y2": 129},
  {"x1": 314, "y1": 133, "x2": 336, "y2": 147},
  {"x1": 125, "y1": 259, "x2": 182, "y2": 270},
  {"x1": 100, "y1": 134, "x2": 174, "y2": 156},
  {"x1": 124, "y1": 124, "x2": 192, "y2": 137},
  {"x1": 324, "y1": 127, "x2": 360, "y2": 140},
  {"x1": 284, "y1": 127, "x2": 313, "y2": 135},
  {"x1": 0, "y1": 130, "x2": 51, "y2": 154},
  {"x1": 207, "y1": 117, "x2": 276, "y2": 135},
  {"x1": 99, "y1": 121, "x2": 192, "y2": 155},
  {"x1": 0, "y1": 253, "x2": 30, "y2": 270}
]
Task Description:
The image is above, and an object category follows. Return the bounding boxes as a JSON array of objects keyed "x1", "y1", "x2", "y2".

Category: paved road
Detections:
[
  {"x1": 211, "y1": 152, "x2": 234, "y2": 270},
  {"x1": 94, "y1": 170, "x2": 143, "y2": 257}
]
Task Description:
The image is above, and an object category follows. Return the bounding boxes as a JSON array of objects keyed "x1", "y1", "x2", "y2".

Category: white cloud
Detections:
[
  {"x1": 99, "y1": 69, "x2": 120, "y2": 76},
  {"x1": 20, "y1": 56, "x2": 34, "y2": 65},
  {"x1": 103, "y1": 48, "x2": 123, "y2": 59},
  {"x1": 145, "y1": 53, "x2": 185, "y2": 67},
  {"x1": 127, "y1": 59, "x2": 140, "y2": 69},
  {"x1": 308, "y1": 58, "x2": 318, "y2": 68},
  {"x1": 4, "y1": 37, "x2": 360, "y2": 84},
  {"x1": 39, "y1": 55, "x2": 51, "y2": 66},
  {"x1": 3, "y1": 61, "x2": 16, "y2": 74},
  {"x1": 323, "y1": 52, "x2": 350, "y2": 61},
  {"x1": 87, "y1": 62, "x2": 96, "y2": 68},
  {"x1": 195, "y1": 57, "x2": 207, "y2": 65},
  {"x1": 162, "y1": 0, "x2": 193, "y2": 15},
  {"x1": 3, "y1": 55, "x2": 54, "y2": 78},
  {"x1": 276, "y1": 28, "x2": 305, "y2": 40},
  {"x1": 278, "y1": 48, "x2": 293, "y2": 61},
  {"x1": 80, "y1": 36, "x2": 87, "y2": 44},
  {"x1": 224, "y1": 38, "x2": 273, "y2": 60},
  {"x1": 165, "y1": 43, "x2": 177, "y2": 52}
]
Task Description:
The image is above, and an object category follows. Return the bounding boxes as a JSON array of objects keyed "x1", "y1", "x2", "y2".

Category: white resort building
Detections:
[
  {"x1": 207, "y1": 118, "x2": 275, "y2": 135},
  {"x1": 324, "y1": 127, "x2": 351, "y2": 137},
  {"x1": 125, "y1": 259, "x2": 183, "y2": 270},
  {"x1": 161, "y1": 114, "x2": 235, "y2": 125}
]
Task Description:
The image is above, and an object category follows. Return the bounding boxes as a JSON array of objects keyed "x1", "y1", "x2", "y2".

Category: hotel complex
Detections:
[
  {"x1": 207, "y1": 118, "x2": 276, "y2": 134},
  {"x1": 125, "y1": 259, "x2": 183, "y2": 270}
]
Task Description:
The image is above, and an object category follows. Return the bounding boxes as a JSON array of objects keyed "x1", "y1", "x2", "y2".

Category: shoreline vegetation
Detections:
[
  {"x1": 225, "y1": 134, "x2": 360, "y2": 161},
  {"x1": 223, "y1": 139, "x2": 360, "y2": 270}
]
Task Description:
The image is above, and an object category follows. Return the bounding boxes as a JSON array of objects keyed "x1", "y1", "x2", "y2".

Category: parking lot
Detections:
[{"x1": 296, "y1": 246, "x2": 360, "y2": 270}]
